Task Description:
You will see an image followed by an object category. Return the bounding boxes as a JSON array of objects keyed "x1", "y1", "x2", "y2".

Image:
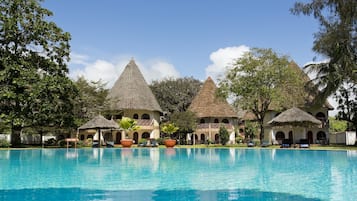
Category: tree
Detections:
[
  {"x1": 170, "y1": 110, "x2": 197, "y2": 144},
  {"x1": 150, "y1": 77, "x2": 202, "y2": 117},
  {"x1": 119, "y1": 117, "x2": 140, "y2": 139},
  {"x1": 218, "y1": 48, "x2": 305, "y2": 143},
  {"x1": 73, "y1": 76, "x2": 109, "y2": 127},
  {"x1": 218, "y1": 125, "x2": 229, "y2": 145},
  {"x1": 329, "y1": 116, "x2": 348, "y2": 133},
  {"x1": 0, "y1": 0, "x2": 76, "y2": 146},
  {"x1": 291, "y1": 0, "x2": 357, "y2": 102},
  {"x1": 335, "y1": 83, "x2": 357, "y2": 131},
  {"x1": 161, "y1": 122, "x2": 179, "y2": 139}
]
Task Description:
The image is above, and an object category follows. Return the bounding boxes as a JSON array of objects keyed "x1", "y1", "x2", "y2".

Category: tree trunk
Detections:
[
  {"x1": 259, "y1": 120, "x2": 264, "y2": 144},
  {"x1": 11, "y1": 126, "x2": 22, "y2": 147}
]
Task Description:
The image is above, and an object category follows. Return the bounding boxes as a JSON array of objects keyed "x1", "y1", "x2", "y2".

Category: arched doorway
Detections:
[
  {"x1": 133, "y1": 132, "x2": 139, "y2": 144},
  {"x1": 275, "y1": 131, "x2": 285, "y2": 144},
  {"x1": 200, "y1": 134, "x2": 206, "y2": 144},
  {"x1": 142, "y1": 132, "x2": 150, "y2": 139},
  {"x1": 288, "y1": 131, "x2": 293, "y2": 144},
  {"x1": 115, "y1": 132, "x2": 121, "y2": 144},
  {"x1": 307, "y1": 131, "x2": 313, "y2": 144},
  {"x1": 317, "y1": 131, "x2": 326, "y2": 144},
  {"x1": 215, "y1": 134, "x2": 219, "y2": 144}
]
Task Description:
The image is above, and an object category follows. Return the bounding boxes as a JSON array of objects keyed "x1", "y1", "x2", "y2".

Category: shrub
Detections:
[
  {"x1": 0, "y1": 139, "x2": 11, "y2": 148},
  {"x1": 219, "y1": 125, "x2": 229, "y2": 145}
]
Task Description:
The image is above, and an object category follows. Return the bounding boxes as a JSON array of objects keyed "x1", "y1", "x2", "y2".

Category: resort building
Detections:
[
  {"x1": 105, "y1": 59, "x2": 162, "y2": 144},
  {"x1": 242, "y1": 62, "x2": 334, "y2": 145},
  {"x1": 188, "y1": 77, "x2": 239, "y2": 144}
]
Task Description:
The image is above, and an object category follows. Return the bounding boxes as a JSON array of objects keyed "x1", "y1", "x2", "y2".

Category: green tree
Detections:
[
  {"x1": 150, "y1": 77, "x2": 202, "y2": 117},
  {"x1": 218, "y1": 125, "x2": 229, "y2": 145},
  {"x1": 161, "y1": 122, "x2": 179, "y2": 139},
  {"x1": 170, "y1": 110, "x2": 197, "y2": 144},
  {"x1": 291, "y1": 0, "x2": 357, "y2": 101},
  {"x1": 0, "y1": 0, "x2": 76, "y2": 146},
  {"x1": 329, "y1": 116, "x2": 348, "y2": 133},
  {"x1": 218, "y1": 48, "x2": 305, "y2": 143},
  {"x1": 73, "y1": 76, "x2": 109, "y2": 127},
  {"x1": 335, "y1": 83, "x2": 357, "y2": 131}
]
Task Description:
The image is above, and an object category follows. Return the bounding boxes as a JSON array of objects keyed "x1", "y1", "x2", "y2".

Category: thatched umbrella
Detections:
[
  {"x1": 267, "y1": 107, "x2": 321, "y2": 127},
  {"x1": 268, "y1": 107, "x2": 321, "y2": 144},
  {"x1": 78, "y1": 115, "x2": 119, "y2": 147}
]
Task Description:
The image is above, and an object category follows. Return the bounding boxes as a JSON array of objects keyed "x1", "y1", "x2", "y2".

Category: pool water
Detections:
[{"x1": 0, "y1": 148, "x2": 356, "y2": 201}]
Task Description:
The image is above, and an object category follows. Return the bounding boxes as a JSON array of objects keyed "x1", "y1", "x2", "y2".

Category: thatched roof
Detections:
[
  {"x1": 78, "y1": 115, "x2": 119, "y2": 130},
  {"x1": 188, "y1": 77, "x2": 238, "y2": 118},
  {"x1": 286, "y1": 62, "x2": 334, "y2": 110},
  {"x1": 107, "y1": 59, "x2": 162, "y2": 112},
  {"x1": 267, "y1": 107, "x2": 321, "y2": 127}
]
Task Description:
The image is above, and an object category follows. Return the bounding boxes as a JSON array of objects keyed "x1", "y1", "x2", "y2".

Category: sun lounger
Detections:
[
  {"x1": 281, "y1": 139, "x2": 291, "y2": 148},
  {"x1": 106, "y1": 141, "x2": 114, "y2": 148},
  {"x1": 299, "y1": 139, "x2": 310, "y2": 148},
  {"x1": 247, "y1": 141, "x2": 255, "y2": 147},
  {"x1": 261, "y1": 141, "x2": 270, "y2": 147},
  {"x1": 92, "y1": 141, "x2": 99, "y2": 148}
]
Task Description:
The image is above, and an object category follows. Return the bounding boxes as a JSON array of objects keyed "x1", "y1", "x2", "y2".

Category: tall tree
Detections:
[
  {"x1": 218, "y1": 48, "x2": 305, "y2": 142},
  {"x1": 0, "y1": 0, "x2": 76, "y2": 146},
  {"x1": 291, "y1": 0, "x2": 357, "y2": 102},
  {"x1": 150, "y1": 77, "x2": 202, "y2": 116},
  {"x1": 335, "y1": 83, "x2": 357, "y2": 131},
  {"x1": 73, "y1": 76, "x2": 109, "y2": 127}
]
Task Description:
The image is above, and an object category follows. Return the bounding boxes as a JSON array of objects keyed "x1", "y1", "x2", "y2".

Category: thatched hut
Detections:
[
  {"x1": 188, "y1": 77, "x2": 238, "y2": 144},
  {"x1": 106, "y1": 59, "x2": 162, "y2": 144},
  {"x1": 77, "y1": 115, "x2": 119, "y2": 146},
  {"x1": 245, "y1": 62, "x2": 334, "y2": 145}
]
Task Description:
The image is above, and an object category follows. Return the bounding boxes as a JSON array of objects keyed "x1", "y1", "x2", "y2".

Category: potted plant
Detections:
[
  {"x1": 119, "y1": 117, "x2": 140, "y2": 148},
  {"x1": 161, "y1": 122, "x2": 179, "y2": 148}
]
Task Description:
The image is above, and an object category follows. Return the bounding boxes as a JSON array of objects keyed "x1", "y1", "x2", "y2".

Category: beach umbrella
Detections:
[{"x1": 78, "y1": 115, "x2": 119, "y2": 147}]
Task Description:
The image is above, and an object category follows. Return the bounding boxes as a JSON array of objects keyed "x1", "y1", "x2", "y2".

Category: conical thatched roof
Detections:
[
  {"x1": 107, "y1": 59, "x2": 162, "y2": 112},
  {"x1": 267, "y1": 107, "x2": 321, "y2": 127},
  {"x1": 189, "y1": 77, "x2": 237, "y2": 118},
  {"x1": 266, "y1": 62, "x2": 333, "y2": 111},
  {"x1": 78, "y1": 115, "x2": 119, "y2": 130}
]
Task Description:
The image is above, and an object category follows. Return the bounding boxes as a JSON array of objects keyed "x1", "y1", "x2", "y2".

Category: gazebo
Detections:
[
  {"x1": 78, "y1": 115, "x2": 119, "y2": 147},
  {"x1": 268, "y1": 107, "x2": 322, "y2": 144}
]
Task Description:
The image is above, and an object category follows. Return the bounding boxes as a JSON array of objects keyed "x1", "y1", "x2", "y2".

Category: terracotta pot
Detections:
[
  {"x1": 120, "y1": 139, "x2": 133, "y2": 148},
  {"x1": 164, "y1": 139, "x2": 176, "y2": 148}
]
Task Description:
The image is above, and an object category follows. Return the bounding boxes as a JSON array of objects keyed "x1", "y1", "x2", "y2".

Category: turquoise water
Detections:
[{"x1": 0, "y1": 148, "x2": 356, "y2": 201}]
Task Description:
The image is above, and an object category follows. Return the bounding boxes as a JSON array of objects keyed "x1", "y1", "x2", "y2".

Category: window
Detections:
[
  {"x1": 222, "y1": 119, "x2": 229, "y2": 123},
  {"x1": 133, "y1": 114, "x2": 139, "y2": 119},
  {"x1": 142, "y1": 132, "x2": 150, "y2": 139},
  {"x1": 200, "y1": 119, "x2": 205, "y2": 123},
  {"x1": 275, "y1": 131, "x2": 285, "y2": 140},
  {"x1": 317, "y1": 131, "x2": 326, "y2": 140},
  {"x1": 214, "y1": 119, "x2": 219, "y2": 123},
  {"x1": 141, "y1": 114, "x2": 150, "y2": 119}
]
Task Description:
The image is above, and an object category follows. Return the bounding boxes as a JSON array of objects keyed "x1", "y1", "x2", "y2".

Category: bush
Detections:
[
  {"x1": 0, "y1": 139, "x2": 11, "y2": 148},
  {"x1": 57, "y1": 139, "x2": 66, "y2": 147},
  {"x1": 235, "y1": 135, "x2": 244, "y2": 144},
  {"x1": 156, "y1": 138, "x2": 164, "y2": 145},
  {"x1": 219, "y1": 125, "x2": 229, "y2": 145}
]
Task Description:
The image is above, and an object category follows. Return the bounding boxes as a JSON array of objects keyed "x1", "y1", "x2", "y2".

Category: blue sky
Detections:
[{"x1": 42, "y1": 0, "x2": 323, "y2": 86}]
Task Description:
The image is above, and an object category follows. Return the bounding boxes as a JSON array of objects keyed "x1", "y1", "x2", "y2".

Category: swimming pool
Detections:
[{"x1": 0, "y1": 148, "x2": 356, "y2": 201}]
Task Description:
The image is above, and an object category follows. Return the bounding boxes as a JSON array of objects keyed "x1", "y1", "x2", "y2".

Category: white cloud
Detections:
[
  {"x1": 68, "y1": 54, "x2": 179, "y2": 88},
  {"x1": 69, "y1": 52, "x2": 90, "y2": 65},
  {"x1": 205, "y1": 45, "x2": 250, "y2": 82}
]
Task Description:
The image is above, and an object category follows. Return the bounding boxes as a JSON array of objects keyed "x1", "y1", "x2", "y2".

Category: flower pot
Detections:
[
  {"x1": 120, "y1": 139, "x2": 133, "y2": 148},
  {"x1": 164, "y1": 139, "x2": 176, "y2": 148}
]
